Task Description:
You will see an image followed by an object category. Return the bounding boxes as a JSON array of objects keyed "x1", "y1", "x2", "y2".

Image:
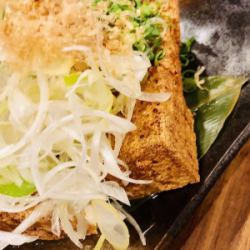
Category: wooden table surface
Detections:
[{"x1": 171, "y1": 140, "x2": 250, "y2": 250}]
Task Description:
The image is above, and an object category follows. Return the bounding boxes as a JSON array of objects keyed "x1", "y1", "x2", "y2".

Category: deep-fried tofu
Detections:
[
  {"x1": 0, "y1": 0, "x2": 199, "y2": 240},
  {"x1": 120, "y1": 0, "x2": 199, "y2": 198}
]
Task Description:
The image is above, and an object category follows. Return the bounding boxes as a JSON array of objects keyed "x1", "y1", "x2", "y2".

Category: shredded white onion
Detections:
[
  {"x1": 57, "y1": 203, "x2": 83, "y2": 248},
  {"x1": 0, "y1": 59, "x2": 160, "y2": 249},
  {"x1": 0, "y1": 72, "x2": 49, "y2": 159},
  {"x1": 0, "y1": 201, "x2": 53, "y2": 250},
  {"x1": 113, "y1": 201, "x2": 146, "y2": 246},
  {"x1": 101, "y1": 142, "x2": 151, "y2": 185},
  {"x1": 194, "y1": 66, "x2": 206, "y2": 89},
  {"x1": 0, "y1": 1, "x2": 170, "y2": 248},
  {"x1": 0, "y1": 232, "x2": 36, "y2": 249},
  {"x1": 43, "y1": 161, "x2": 76, "y2": 184},
  {"x1": 139, "y1": 92, "x2": 171, "y2": 103},
  {"x1": 14, "y1": 201, "x2": 53, "y2": 233},
  {"x1": 92, "y1": 200, "x2": 129, "y2": 250},
  {"x1": 0, "y1": 73, "x2": 19, "y2": 103}
]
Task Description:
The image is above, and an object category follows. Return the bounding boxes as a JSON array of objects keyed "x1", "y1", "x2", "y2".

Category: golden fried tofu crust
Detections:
[
  {"x1": 0, "y1": 208, "x2": 97, "y2": 240},
  {"x1": 0, "y1": 0, "x2": 199, "y2": 240},
  {"x1": 120, "y1": 0, "x2": 199, "y2": 198}
]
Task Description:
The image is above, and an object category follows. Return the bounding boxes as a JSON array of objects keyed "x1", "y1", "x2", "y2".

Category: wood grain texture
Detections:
[{"x1": 172, "y1": 140, "x2": 250, "y2": 250}]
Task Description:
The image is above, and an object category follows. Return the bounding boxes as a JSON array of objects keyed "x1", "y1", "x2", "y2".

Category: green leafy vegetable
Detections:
[
  {"x1": 180, "y1": 38, "x2": 195, "y2": 69},
  {"x1": 182, "y1": 39, "x2": 248, "y2": 158},
  {"x1": 0, "y1": 181, "x2": 36, "y2": 197},
  {"x1": 190, "y1": 76, "x2": 248, "y2": 158}
]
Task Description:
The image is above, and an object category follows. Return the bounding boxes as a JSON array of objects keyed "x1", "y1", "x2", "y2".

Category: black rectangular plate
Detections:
[{"x1": 8, "y1": 0, "x2": 250, "y2": 249}]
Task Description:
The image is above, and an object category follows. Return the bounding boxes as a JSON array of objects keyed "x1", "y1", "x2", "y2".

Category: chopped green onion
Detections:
[
  {"x1": 154, "y1": 49, "x2": 165, "y2": 65},
  {"x1": 0, "y1": 8, "x2": 5, "y2": 20},
  {"x1": 64, "y1": 72, "x2": 80, "y2": 87},
  {"x1": 92, "y1": 0, "x2": 102, "y2": 5},
  {"x1": 134, "y1": 0, "x2": 141, "y2": 8},
  {"x1": 144, "y1": 24, "x2": 161, "y2": 39},
  {"x1": 183, "y1": 77, "x2": 198, "y2": 93},
  {"x1": 140, "y1": 2, "x2": 157, "y2": 18},
  {"x1": 107, "y1": 3, "x2": 131, "y2": 14},
  {"x1": 133, "y1": 40, "x2": 148, "y2": 52},
  {"x1": 146, "y1": 49, "x2": 154, "y2": 62},
  {"x1": 104, "y1": 0, "x2": 165, "y2": 64}
]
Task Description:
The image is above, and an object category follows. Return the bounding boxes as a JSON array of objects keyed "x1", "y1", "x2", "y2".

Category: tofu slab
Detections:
[
  {"x1": 120, "y1": 0, "x2": 199, "y2": 198},
  {"x1": 0, "y1": 0, "x2": 199, "y2": 240}
]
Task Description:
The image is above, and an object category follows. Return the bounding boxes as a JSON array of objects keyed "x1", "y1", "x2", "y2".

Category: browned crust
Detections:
[
  {"x1": 0, "y1": 208, "x2": 97, "y2": 240},
  {"x1": 120, "y1": 0, "x2": 199, "y2": 198},
  {"x1": 0, "y1": 0, "x2": 199, "y2": 240}
]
